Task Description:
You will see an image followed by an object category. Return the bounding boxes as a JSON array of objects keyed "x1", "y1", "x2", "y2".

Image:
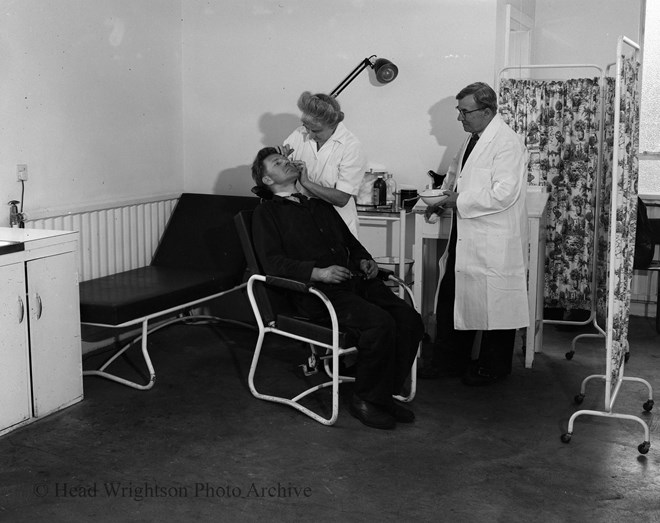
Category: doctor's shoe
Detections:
[
  {"x1": 461, "y1": 366, "x2": 506, "y2": 386},
  {"x1": 350, "y1": 395, "x2": 396, "y2": 430}
]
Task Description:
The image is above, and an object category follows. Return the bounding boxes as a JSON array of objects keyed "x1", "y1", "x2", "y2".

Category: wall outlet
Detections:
[{"x1": 17, "y1": 164, "x2": 28, "y2": 181}]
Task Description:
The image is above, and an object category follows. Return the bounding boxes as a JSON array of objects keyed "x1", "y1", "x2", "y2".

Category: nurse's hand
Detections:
[
  {"x1": 292, "y1": 160, "x2": 310, "y2": 186},
  {"x1": 277, "y1": 144, "x2": 294, "y2": 157}
]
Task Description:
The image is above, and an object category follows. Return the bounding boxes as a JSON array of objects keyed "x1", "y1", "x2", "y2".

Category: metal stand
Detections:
[
  {"x1": 561, "y1": 36, "x2": 653, "y2": 454},
  {"x1": 561, "y1": 367, "x2": 654, "y2": 454}
]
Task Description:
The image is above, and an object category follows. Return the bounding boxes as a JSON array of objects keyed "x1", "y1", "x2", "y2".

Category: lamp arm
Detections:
[{"x1": 330, "y1": 56, "x2": 375, "y2": 98}]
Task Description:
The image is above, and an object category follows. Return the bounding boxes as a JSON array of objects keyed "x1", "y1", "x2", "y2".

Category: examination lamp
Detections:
[{"x1": 330, "y1": 55, "x2": 399, "y2": 97}]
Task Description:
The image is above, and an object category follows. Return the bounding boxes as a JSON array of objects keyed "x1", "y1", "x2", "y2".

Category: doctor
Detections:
[{"x1": 421, "y1": 82, "x2": 529, "y2": 386}]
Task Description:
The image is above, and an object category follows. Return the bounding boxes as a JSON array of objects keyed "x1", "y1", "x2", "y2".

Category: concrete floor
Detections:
[{"x1": 1, "y1": 315, "x2": 659, "y2": 522}]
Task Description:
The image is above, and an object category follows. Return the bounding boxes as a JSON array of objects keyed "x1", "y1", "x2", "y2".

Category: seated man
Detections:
[{"x1": 250, "y1": 147, "x2": 424, "y2": 430}]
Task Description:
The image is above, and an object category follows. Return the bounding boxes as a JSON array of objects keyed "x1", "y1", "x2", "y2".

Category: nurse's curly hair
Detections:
[
  {"x1": 297, "y1": 91, "x2": 344, "y2": 127},
  {"x1": 456, "y1": 82, "x2": 497, "y2": 113},
  {"x1": 250, "y1": 146, "x2": 279, "y2": 200}
]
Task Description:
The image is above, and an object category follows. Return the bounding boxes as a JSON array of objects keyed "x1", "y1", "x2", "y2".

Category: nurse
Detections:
[
  {"x1": 420, "y1": 82, "x2": 530, "y2": 386},
  {"x1": 281, "y1": 91, "x2": 366, "y2": 238}
]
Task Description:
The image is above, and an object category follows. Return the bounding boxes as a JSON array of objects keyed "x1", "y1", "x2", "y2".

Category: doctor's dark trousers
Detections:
[{"x1": 433, "y1": 212, "x2": 516, "y2": 376}]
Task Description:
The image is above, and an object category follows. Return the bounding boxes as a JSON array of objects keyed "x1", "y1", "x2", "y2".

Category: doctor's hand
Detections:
[
  {"x1": 424, "y1": 203, "x2": 444, "y2": 220},
  {"x1": 439, "y1": 190, "x2": 458, "y2": 209}
]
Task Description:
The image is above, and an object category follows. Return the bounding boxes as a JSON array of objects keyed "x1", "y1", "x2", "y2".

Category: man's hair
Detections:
[
  {"x1": 251, "y1": 146, "x2": 279, "y2": 199},
  {"x1": 297, "y1": 91, "x2": 344, "y2": 127},
  {"x1": 456, "y1": 82, "x2": 497, "y2": 112}
]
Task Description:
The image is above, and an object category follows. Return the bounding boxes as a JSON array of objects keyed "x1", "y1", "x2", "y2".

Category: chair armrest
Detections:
[
  {"x1": 246, "y1": 273, "x2": 340, "y2": 339},
  {"x1": 376, "y1": 270, "x2": 417, "y2": 309},
  {"x1": 267, "y1": 270, "x2": 393, "y2": 288},
  {"x1": 377, "y1": 268, "x2": 394, "y2": 280},
  {"x1": 265, "y1": 275, "x2": 312, "y2": 293}
]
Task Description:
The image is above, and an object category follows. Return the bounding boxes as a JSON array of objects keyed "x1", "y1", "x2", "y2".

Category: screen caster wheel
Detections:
[
  {"x1": 643, "y1": 400, "x2": 654, "y2": 412},
  {"x1": 561, "y1": 433, "x2": 572, "y2": 443},
  {"x1": 638, "y1": 441, "x2": 650, "y2": 454}
]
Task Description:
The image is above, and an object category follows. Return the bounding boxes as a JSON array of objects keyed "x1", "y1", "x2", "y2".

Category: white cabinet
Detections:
[
  {"x1": 0, "y1": 262, "x2": 32, "y2": 430},
  {"x1": 0, "y1": 228, "x2": 83, "y2": 436}
]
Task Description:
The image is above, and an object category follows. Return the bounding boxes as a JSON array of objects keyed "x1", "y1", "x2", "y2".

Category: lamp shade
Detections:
[
  {"x1": 330, "y1": 55, "x2": 399, "y2": 97},
  {"x1": 372, "y1": 58, "x2": 398, "y2": 84}
]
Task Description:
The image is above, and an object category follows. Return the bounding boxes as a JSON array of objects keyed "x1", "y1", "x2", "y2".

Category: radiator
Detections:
[{"x1": 25, "y1": 197, "x2": 178, "y2": 282}]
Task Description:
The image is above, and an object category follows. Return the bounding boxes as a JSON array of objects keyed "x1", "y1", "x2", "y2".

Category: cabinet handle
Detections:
[
  {"x1": 35, "y1": 293, "x2": 43, "y2": 319},
  {"x1": 18, "y1": 296, "x2": 25, "y2": 324}
]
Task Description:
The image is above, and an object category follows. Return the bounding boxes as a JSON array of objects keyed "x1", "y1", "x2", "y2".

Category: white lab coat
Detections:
[
  {"x1": 284, "y1": 122, "x2": 366, "y2": 238},
  {"x1": 435, "y1": 114, "x2": 530, "y2": 330}
]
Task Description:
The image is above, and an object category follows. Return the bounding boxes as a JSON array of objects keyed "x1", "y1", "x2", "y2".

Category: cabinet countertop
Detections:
[
  {"x1": 0, "y1": 227, "x2": 77, "y2": 243},
  {"x1": 0, "y1": 228, "x2": 78, "y2": 266}
]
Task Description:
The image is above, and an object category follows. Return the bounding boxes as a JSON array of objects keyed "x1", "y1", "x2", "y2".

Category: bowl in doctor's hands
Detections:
[{"x1": 419, "y1": 189, "x2": 449, "y2": 206}]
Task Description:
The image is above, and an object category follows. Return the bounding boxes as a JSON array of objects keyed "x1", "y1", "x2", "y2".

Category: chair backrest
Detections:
[
  {"x1": 151, "y1": 193, "x2": 260, "y2": 286},
  {"x1": 234, "y1": 209, "x2": 278, "y2": 325},
  {"x1": 235, "y1": 209, "x2": 354, "y2": 348}
]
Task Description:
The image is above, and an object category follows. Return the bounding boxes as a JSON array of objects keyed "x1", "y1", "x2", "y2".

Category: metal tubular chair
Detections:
[{"x1": 234, "y1": 210, "x2": 419, "y2": 426}]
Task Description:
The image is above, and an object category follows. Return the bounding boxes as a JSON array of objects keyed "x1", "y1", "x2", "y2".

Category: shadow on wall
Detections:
[
  {"x1": 213, "y1": 112, "x2": 300, "y2": 196},
  {"x1": 259, "y1": 112, "x2": 301, "y2": 145},
  {"x1": 428, "y1": 96, "x2": 464, "y2": 176}
]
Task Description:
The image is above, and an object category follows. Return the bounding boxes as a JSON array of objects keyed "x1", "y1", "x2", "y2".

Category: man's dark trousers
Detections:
[{"x1": 305, "y1": 277, "x2": 424, "y2": 408}]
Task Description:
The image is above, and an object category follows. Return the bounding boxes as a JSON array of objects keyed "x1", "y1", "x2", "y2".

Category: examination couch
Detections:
[{"x1": 79, "y1": 193, "x2": 260, "y2": 389}]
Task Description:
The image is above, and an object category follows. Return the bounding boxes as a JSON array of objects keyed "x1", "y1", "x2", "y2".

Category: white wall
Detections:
[
  {"x1": 181, "y1": 0, "x2": 498, "y2": 197},
  {"x1": 0, "y1": 0, "x2": 644, "y2": 227},
  {"x1": 533, "y1": 0, "x2": 642, "y2": 76},
  {"x1": 0, "y1": 0, "x2": 183, "y2": 224}
]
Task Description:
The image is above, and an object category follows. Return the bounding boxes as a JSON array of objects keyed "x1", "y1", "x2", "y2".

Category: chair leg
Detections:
[
  {"x1": 83, "y1": 319, "x2": 156, "y2": 390},
  {"x1": 83, "y1": 314, "x2": 225, "y2": 390},
  {"x1": 394, "y1": 342, "x2": 420, "y2": 403},
  {"x1": 321, "y1": 347, "x2": 358, "y2": 382},
  {"x1": 248, "y1": 327, "x2": 343, "y2": 426}
]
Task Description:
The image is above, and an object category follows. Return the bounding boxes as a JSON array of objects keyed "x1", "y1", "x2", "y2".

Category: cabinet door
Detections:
[
  {"x1": 0, "y1": 263, "x2": 32, "y2": 431},
  {"x1": 27, "y1": 252, "x2": 83, "y2": 417}
]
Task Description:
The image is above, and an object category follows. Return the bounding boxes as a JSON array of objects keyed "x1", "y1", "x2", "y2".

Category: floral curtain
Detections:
[
  {"x1": 499, "y1": 78, "x2": 603, "y2": 310},
  {"x1": 596, "y1": 78, "x2": 615, "y2": 322},
  {"x1": 595, "y1": 58, "x2": 640, "y2": 380}
]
